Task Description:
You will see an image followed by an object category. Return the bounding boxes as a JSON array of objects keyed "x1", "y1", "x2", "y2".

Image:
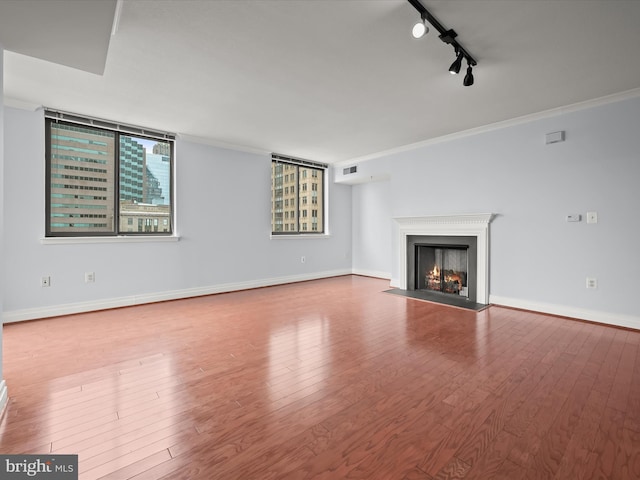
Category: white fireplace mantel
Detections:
[{"x1": 394, "y1": 214, "x2": 495, "y2": 304}]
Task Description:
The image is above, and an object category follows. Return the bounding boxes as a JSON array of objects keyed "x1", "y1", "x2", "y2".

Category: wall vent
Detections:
[
  {"x1": 343, "y1": 166, "x2": 357, "y2": 175},
  {"x1": 545, "y1": 131, "x2": 565, "y2": 144}
]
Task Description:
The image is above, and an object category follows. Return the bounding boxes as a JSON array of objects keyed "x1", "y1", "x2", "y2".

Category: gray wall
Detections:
[
  {"x1": 352, "y1": 179, "x2": 391, "y2": 278},
  {"x1": 2, "y1": 107, "x2": 352, "y2": 321},
  {"x1": 348, "y1": 96, "x2": 640, "y2": 328}
]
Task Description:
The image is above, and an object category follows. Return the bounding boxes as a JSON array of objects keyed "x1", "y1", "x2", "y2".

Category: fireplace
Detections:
[
  {"x1": 416, "y1": 246, "x2": 468, "y2": 297},
  {"x1": 421, "y1": 247, "x2": 467, "y2": 295},
  {"x1": 394, "y1": 214, "x2": 494, "y2": 305},
  {"x1": 407, "y1": 235, "x2": 478, "y2": 302}
]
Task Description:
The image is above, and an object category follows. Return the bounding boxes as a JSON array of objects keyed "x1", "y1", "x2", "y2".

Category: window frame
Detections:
[
  {"x1": 45, "y1": 110, "x2": 175, "y2": 238},
  {"x1": 271, "y1": 154, "x2": 327, "y2": 236}
]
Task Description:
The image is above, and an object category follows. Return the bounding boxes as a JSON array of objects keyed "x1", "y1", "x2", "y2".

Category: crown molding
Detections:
[
  {"x1": 336, "y1": 87, "x2": 640, "y2": 168},
  {"x1": 3, "y1": 97, "x2": 43, "y2": 111}
]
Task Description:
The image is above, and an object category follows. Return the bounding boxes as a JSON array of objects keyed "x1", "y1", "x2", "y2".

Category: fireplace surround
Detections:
[{"x1": 394, "y1": 214, "x2": 494, "y2": 305}]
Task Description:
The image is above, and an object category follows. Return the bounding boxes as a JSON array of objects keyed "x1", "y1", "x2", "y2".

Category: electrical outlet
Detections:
[
  {"x1": 586, "y1": 211, "x2": 598, "y2": 224},
  {"x1": 41, "y1": 276, "x2": 51, "y2": 287},
  {"x1": 301, "y1": 256, "x2": 306, "y2": 264},
  {"x1": 586, "y1": 277, "x2": 597, "y2": 289},
  {"x1": 85, "y1": 272, "x2": 95, "y2": 283}
]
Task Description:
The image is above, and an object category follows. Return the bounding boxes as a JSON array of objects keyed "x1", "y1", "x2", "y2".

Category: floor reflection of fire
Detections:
[{"x1": 426, "y1": 266, "x2": 466, "y2": 295}]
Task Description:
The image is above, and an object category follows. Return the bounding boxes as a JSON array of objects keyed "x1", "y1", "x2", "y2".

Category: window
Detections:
[
  {"x1": 45, "y1": 110, "x2": 174, "y2": 237},
  {"x1": 271, "y1": 154, "x2": 326, "y2": 235}
]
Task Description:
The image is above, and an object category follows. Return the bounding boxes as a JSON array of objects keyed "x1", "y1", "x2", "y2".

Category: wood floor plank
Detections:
[
  {"x1": 607, "y1": 340, "x2": 638, "y2": 413},
  {"x1": 0, "y1": 275, "x2": 638, "y2": 479},
  {"x1": 433, "y1": 456, "x2": 472, "y2": 479},
  {"x1": 553, "y1": 388, "x2": 608, "y2": 479},
  {"x1": 402, "y1": 466, "x2": 433, "y2": 479},
  {"x1": 524, "y1": 372, "x2": 596, "y2": 479},
  {"x1": 488, "y1": 458, "x2": 526, "y2": 480},
  {"x1": 462, "y1": 429, "x2": 518, "y2": 480},
  {"x1": 507, "y1": 353, "x2": 593, "y2": 468},
  {"x1": 91, "y1": 449, "x2": 173, "y2": 480}
]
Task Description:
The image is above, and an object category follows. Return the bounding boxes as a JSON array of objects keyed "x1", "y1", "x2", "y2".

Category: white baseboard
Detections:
[
  {"x1": 3, "y1": 269, "x2": 352, "y2": 323},
  {"x1": 7, "y1": 276, "x2": 637, "y2": 331},
  {"x1": 351, "y1": 268, "x2": 391, "y2": 280},
  {"x1": 490, "y1": 295, "x2": 640, "y2": 330}
]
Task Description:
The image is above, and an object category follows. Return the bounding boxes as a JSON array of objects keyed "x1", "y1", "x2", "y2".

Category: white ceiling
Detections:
[{"x1": 2, "y1": 0, "x2": 640, "y2": 164}]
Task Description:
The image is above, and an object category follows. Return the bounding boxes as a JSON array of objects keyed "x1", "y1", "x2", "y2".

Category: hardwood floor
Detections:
[{"x1": 1, "y1": 275, "x2": 639, "y2": 479}]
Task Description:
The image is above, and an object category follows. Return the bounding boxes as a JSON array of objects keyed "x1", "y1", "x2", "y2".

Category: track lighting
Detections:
[
  {"x1": 412, "y1": 18, "x2": 429, "y2": 38},
  {"x1": 463, "y1": 64, "x2": 474, "y2": 86},
  {"x1": 449, "y1": 51, "x2": 463, "y2": 75},
  {"x1": 407, "y1": 0, "x2": 478, "y2": 86}
]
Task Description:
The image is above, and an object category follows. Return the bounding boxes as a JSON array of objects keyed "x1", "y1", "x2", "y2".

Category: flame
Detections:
[{"x1": 431, "y1": 265, "x2": 439, "y2": 277}]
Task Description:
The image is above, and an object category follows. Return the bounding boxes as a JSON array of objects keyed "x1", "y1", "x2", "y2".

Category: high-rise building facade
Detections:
[
  {"x1": 49, "y1": 123, "x2": 116, "y2": 233},
  {"x1": 271, "y1": 161, "x2": 323, "y2": 233},
  {"x1": 299, "y1": 167, "x2": 324, "y2": 232},
  {"x1": 152, "y1": 142, "x2": 171, "y2": 156},
  {"x1": 145, "y1": 150, "x2": 171, "y2": 205},
  {"x1": 119, "y1": 136, "x2": 145, "y2": 202},
  {"x1": 119, "y1": 139, "x2": 172, "y2": 232}
]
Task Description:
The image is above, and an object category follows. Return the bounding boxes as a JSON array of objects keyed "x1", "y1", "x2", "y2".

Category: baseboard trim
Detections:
[
  {"x1": 490, "y1": 295, "x2": 640, "y2": 330},
  {"x1": 351, "y1": 268, "x2": 391, "y2": 280},
  {"x1": 3, "y1": 269, "x2": 352, "y2": 323},
  {"x1": 7, "y1": 277, "x2": 636, "y2": 330}
]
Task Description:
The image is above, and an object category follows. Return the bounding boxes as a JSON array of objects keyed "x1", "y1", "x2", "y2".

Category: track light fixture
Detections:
[
  {"x1": 463, "y1": 63, "x2": 474, "y2": 86},
  {"x1": 407, "y1": 0, "x2": 478, "y2": 86},
  {"x1": 449, "y1": 51, "x2": 463, "y2": 75},
  {"x1": 411, "y1": 18, "x2": 429, "y2": 38}
]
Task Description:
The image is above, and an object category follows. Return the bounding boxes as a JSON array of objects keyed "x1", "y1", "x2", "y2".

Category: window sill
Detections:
[
  {"x1": 270, "y1": 234, "x2": 331, "y2": 240},
  {"x1": 40, "y1": 235, "x2": 180, "y2": 245}
]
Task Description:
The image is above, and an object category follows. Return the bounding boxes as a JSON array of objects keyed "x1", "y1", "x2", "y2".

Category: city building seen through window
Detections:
[
  {"x1": 45, "y1": 112, "x2": 174, "y2": 236},
  {"x1": 271, "y1": 154, "x2": 326, "y2": 235}
]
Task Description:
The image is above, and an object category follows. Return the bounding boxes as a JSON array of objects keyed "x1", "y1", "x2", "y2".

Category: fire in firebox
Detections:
[{"x1": 426, "y1": 265, "x2": 466, "y2": 295}]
